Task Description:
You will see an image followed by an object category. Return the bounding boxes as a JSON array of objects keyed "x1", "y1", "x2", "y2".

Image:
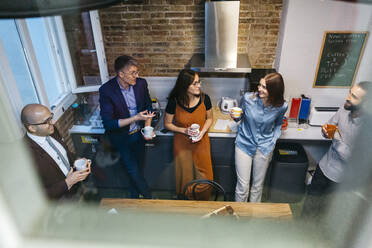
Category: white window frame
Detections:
[
  {"x1": 0, "y1": 11, "x2": 108, "y2": 123},
  {"x1": 42, "y1": 16, "x2": 77, "y2": 119},
  {"x1": 49, "y1": 16, "x2": 77, "y2": 93},
  {"x1": 15, "y1": 19, "x2": 50, "y2": 107},
  {"x1": 69, "y1": 10, "x2": 109, "y2": 93},
  {"x1": 1, "y1": 17, "x2": 78, "y2": 121}
]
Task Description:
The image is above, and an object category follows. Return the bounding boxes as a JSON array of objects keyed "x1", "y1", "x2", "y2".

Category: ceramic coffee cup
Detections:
[
  {"x1": 190, "y1": 123, "x2": 200, "y2": 141},
  {"x1": 231, "y1": 107, "x2": 243, "y2": 119},
  {"x1": 74, "y1": 158, "x2": 90, "y2": 171},
  {"x1": 141, "y1": 126, "x2": 154, "y2": 138}
]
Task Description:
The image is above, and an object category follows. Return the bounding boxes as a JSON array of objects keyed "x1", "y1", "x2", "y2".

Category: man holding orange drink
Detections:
[{"x1": 302, "y1": 82, "x2": 371, "y2": 219}]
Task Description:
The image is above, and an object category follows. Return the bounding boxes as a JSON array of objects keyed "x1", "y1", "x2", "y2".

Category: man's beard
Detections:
[{"x1": 344, "y1": 100, "x2": 360, "y2": 111}]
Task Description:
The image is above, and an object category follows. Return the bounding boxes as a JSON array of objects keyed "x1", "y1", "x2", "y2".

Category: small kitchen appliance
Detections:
[{"x1": 219, "y1": 97, "x2": 238, "y2": 114}]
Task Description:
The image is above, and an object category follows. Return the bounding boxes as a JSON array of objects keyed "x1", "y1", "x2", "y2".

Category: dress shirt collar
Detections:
[{"x1": 27, "y1": 132, "x2": 47, "y2": 145}]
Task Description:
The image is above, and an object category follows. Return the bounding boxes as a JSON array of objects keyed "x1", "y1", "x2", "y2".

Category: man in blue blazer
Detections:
[{"x1": 99, "y1": 55, "x2": 154, "y2": 199}]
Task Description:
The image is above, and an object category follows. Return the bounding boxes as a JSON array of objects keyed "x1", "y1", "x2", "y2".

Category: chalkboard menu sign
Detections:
[{"x1": 313, "y1": 31, "x2": 368, "y2": 88}]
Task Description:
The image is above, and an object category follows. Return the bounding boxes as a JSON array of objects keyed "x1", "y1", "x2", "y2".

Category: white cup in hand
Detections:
[
  {"x1": 231, "y1": 107, "x2": 242, "y2": 119},
  {"x1": 189, "y1": 123, "x2": 200, "y2": 141},
  {"x1": 74, "y1": 158, "x2": 90, "y2": 171},
  {"x1": 141, "y1": 126, "x2": 154, "y2": 139}
]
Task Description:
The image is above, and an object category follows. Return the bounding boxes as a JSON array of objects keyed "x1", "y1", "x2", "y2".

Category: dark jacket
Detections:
[
  {"x1": 99, "y1": 77, "x2": 152, "y2": 137},
  {"x1": 24, "y1": 130, "x2": 79, "y2": 200}
]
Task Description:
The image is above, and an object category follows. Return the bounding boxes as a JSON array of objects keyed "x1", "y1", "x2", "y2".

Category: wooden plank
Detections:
[{"x1": 100, "y1": 198, "x2": 293, "y2": 220}]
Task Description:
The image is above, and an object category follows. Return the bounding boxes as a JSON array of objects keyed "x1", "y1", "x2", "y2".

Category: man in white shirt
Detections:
[{"x1": 22, "y1": 104, "x2": 91, "y2": 200}]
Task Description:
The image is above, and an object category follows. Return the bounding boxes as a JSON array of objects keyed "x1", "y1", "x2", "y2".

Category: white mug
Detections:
[
  {"x1": 74, "y1": 158, "x2": 90, "y2": 171},
  {"x1": 141, "y1": 126, "x2": 154, "y2": 138},
  {"x1": 189, "y1": 123, "x2": 200, "y2": 141}
]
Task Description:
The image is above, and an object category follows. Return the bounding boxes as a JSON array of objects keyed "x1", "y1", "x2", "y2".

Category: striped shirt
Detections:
[{"x1": 117, "y1": 79, "x2": 139, "y2": 132}]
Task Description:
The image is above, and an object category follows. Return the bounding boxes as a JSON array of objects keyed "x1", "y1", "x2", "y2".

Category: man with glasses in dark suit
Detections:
[
  {"x1": 99, "y1": 55, "x2": 154, "y2": 199},
  {"x1": 22, "y1": 104, "x2": 91, "y2": 200}
]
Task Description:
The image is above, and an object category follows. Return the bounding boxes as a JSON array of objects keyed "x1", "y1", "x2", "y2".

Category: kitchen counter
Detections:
[
  {"x1": 69, "y1": 107, "x2": 328, "y2": 141},
  {"x1": 69, "y1": 125, "x2": 105, "y2": 134}
]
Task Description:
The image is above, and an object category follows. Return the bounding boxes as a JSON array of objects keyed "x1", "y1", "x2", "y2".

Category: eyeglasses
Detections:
[
  {"x1": 191, "y1": 80, "x2": 203, "y2": 86},
  {"x1": 123, "y1": 70, "x2": 140, "y2": 77},
  {"x1": 28, "y1": 113, "x2": 54, "y2": 125}
]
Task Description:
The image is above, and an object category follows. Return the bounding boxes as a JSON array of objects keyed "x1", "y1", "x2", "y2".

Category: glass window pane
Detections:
[
  {"x1": 26, "y1": 18, "x2": 63, "y2": 104},
  {"x1": 0, "y1": 19, "x2": 39, "y2": 105},
  {"x1": 62, "y1": 12, "x2": 101, "y2": 86}
]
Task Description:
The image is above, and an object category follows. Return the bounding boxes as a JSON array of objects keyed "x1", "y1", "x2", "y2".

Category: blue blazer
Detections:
[{"x1": 99, "y1": 77, "x2": 152, "y2": 136}]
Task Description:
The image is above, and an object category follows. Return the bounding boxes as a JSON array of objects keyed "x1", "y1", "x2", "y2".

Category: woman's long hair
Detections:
[
  {"x1": 265, "y1": 72, "x2": 285, "y2": 107},
  {"x1": 168, "y1": 69, "x2": 200, "y2": 107}
]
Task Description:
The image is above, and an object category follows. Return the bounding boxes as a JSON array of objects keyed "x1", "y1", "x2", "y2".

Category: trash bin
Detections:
[{"x1": 268, "y1": 142, "x2": 309, "y2": 203}]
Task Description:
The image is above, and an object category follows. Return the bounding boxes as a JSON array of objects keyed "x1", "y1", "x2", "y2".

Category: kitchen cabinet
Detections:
[
  {"x1": 71, "y1": 131, "x2": 237, "y2": 199},
  {"x1": 71, "y1": 126, "x2": 330, "y2": 202},
  {"x1": 71, "y1": 133, "x2": 176, "y2": 191},
  {"x1": 143, "y1": 136, "x2": 175, "y2": 191},
  {"x1": 144, "y1": 136, "x2": 238, "y2": 197},
  {"x1": 210, "y1": 137, "x2": 237, "y2": 200},
  {"x1": 71, "y1": 133, "x2": 131, "y2": 190},
  {"x1": 144, "y1": 136, "x2": 237, "y2": 198}
]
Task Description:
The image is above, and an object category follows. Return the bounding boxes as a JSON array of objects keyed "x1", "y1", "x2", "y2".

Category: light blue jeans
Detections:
[{"x1": 235, "y1": 146, "x2": 273, "y2": 202}]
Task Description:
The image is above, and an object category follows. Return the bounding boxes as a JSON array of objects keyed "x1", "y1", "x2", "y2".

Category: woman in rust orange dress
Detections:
[{"x1": 164, "y1": 69, "x2": 213, "y2": 200}]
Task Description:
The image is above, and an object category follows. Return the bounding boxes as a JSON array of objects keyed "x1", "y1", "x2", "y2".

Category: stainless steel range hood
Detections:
[{"x1": 190, "y1": 0, "x2": 251, "y2": 73}]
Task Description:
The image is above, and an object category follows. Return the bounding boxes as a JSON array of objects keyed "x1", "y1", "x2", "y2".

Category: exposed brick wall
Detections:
[
  {"x1": 55, "y1": 106, "x2": 76, "y2": 153},
  {"x1": 54, "y1": 93, "x2": 99, "y2": 154},
  {"x1": 239, "y1": 0, "x2": 282, "y2": 68},
  {"x1": 99, "y1": 0, "x2": 282, "y2": 76}
]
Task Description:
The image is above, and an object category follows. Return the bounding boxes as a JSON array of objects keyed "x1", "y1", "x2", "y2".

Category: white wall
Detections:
[{"x1": 276, "y1": 0, "x2": 372, "y2": 107}]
